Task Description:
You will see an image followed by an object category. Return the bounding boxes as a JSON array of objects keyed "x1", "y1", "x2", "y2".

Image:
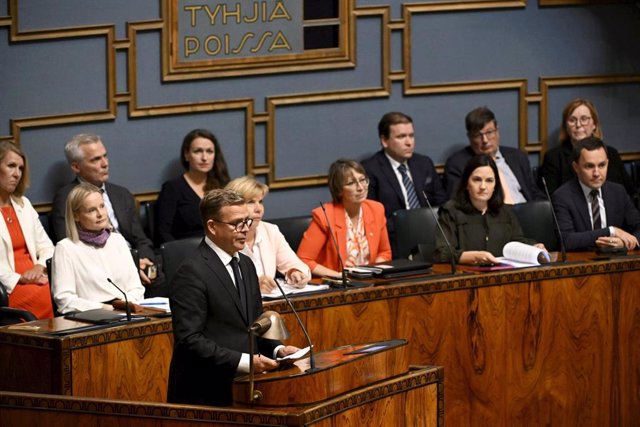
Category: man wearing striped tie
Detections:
[
  {"x1": 552, "y1": 137, "x2": 640, "y2": 252},
  {"x1": 362, "y1": 112, "x2": 447, "y2": 255}
]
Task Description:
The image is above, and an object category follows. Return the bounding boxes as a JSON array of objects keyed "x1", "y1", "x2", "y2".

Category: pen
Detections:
[{"x1": 140, "y1": 302, "x2": 167, "y2": 306}]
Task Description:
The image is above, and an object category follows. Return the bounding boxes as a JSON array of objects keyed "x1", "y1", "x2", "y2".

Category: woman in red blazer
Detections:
[{"x1": 297, "y1": 159, "x2": 392, "y2": 278}]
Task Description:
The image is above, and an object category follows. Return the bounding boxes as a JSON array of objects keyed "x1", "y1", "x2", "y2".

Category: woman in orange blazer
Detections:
[{"x1": 297, "y1": 159, "x2": 392, "y2": 278}]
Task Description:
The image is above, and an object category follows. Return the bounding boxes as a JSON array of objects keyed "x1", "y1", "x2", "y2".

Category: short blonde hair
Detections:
[
  {"x1": 225, "y1": 176, "x2": 269, "y2": 201},
  {"x1": 0, "y1": 141, "x2": 30, "y2": 197},
  {"x1": 64, "y1": 183, "x2": 105, "y2": 241}
]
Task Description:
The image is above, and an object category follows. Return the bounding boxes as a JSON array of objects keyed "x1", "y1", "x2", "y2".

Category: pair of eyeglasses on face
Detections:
[
  {"x1": 567, "y1": 116, "x2": 592, "y2": 127},
  {"x1": 471, "y1": 128, "x2": 498, "y2": 140},
  {"x1": 212, "y1": 217, "x2": 253, "y2": 231},
  {"x1": 344, "y1": 177, "x2": 370, "y2": 188}
]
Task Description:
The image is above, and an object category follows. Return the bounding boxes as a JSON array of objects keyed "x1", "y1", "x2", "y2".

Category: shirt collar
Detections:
[{"x1": 205, "y1": 235, "x2": 237, "y2": 265}]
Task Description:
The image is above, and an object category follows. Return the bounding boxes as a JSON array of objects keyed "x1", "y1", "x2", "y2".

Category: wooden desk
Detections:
[
  {"x1": 0, "y1": 364, "x2": 444, "y2": 426},
  {"x1": 0, "y1": 316, "x2": 173, "y2": 402},
  {"x1": 266, "y1": 253, "x2": 640, "y2": 427}
]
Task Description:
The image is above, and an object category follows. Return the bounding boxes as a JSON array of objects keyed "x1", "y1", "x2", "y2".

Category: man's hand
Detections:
[
  {"x1": 252, "y1": 354, "x2": 279, "y2": 373},
  {"x1": 138, "y1": 257, "x2": 155, "y2": 285},
  {"x1": 277, "y1": 345, "x2": 301, "y2": 358}
]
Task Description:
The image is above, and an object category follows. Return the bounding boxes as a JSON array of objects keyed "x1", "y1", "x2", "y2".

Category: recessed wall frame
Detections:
[
  {"x1": 161, "y1": 0, "x2": 356, "y2": 80},
  {"x1": 539, "y1": 74, "x2": 640, "y2": 160}
]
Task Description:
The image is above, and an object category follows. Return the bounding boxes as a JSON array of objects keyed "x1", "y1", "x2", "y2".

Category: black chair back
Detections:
[
  {"x1": 139, "y1": 200, "x2": 156, "y2": 246},
  {"x1": 160, "y1": 237, "x2": 201, "y2": 286},
  {"x1": 511, "y1": 200, "x2": 559, "y2": 251},
  {"x1": 392, "y1": 207, "x2": 439, "y2": 262},
  {"x1": 0, "y1": 282, "x2": 37, "y2": 325},
  {"x1": 266, "y1": 215, "x2": 312, "y2": 253}
]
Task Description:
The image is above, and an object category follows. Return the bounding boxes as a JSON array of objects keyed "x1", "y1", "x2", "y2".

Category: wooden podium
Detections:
[{"x1": 233, "y1": 339, "x2": 411, "y2": 407}]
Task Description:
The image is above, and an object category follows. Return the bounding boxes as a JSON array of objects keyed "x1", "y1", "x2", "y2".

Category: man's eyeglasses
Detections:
[
  {"x1": 471, "y1": 128, "x2": 498, "y2": 140},
  {"x1": 567, "y1": 116, "x2": 592, "y2": 127},
  {"x1": 344, "y1": 177, "x2": 369, "y2": 188},
  {"x1": 212, "y1": 217, "x2": 253, "y2": 231}
]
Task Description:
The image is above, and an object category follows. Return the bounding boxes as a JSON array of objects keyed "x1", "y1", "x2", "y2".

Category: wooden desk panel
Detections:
[
  {"x1": 0, "y1": 365, "x2": 444, "y2": 426},
  {"x1": 0, "y1": 317, "x2": 173, "y2": 402},
  {"x1": 266, "y1": 254, "x2": 640, "y2": 427}
]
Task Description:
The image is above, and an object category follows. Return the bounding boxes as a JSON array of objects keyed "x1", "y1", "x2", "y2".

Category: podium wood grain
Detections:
[{"x1": 266, "y1": 254, "x2": 640, "y2": 427}]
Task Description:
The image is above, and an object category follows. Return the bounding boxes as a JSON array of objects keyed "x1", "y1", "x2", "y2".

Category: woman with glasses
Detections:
[
  {"x1": 52, "y1": 183, "x2": 145, "y2": 314},
  {"x1": 225, "y1": 176, "x2": 311, "y2": 293},
  {"x1": 297, "y1": 159, "x2": 392, "y2": 278},
  {"x1": 539, "y1": 98, "x2": 633, "y2": 195}
]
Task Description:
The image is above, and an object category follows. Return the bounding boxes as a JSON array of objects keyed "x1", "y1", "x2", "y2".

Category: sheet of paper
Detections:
[
  {"x1": 277, "y1": 345, "x2": 311, "y2": 361},
  {"x1": 261, "y1": 280, "x2": 329, "y2": 298},
  {"x1": 139, "y1": 297, "x2": 171, "y2": 312}
]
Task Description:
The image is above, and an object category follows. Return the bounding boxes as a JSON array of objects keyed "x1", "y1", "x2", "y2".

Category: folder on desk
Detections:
[
  {"x1": 64, "y1": 309, "x2": 145, "y2": 325},
  {"x1": 353, "y1": 259, "x2": 432, "y2": 279}
]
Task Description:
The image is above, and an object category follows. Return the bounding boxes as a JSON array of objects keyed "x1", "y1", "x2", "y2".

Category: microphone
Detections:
[
  {"x1": 107, "y1": 278, "x2": 132, "y2": 321},
  {"x1": 541, "y1": 178, "x2": 567, "y2": 263},
  {"x1": 422, "y1": 191, "x2": 456, "y2": 275},
  {"x1": 319, "y1": 202, "x2": 349, "y2": 289},
  {"x1": 272, "y1": 280, "x2": 316, "y2": 372}
]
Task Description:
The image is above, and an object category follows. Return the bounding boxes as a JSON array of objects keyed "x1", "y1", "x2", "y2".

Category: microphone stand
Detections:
[
  {"x1": 107, "y1": 278, "x2": 132, "y2": 321},
  {"x1": 541, "y1": 178, "x2": 567, "y2": 263},
  {"x1": 422, "y1": 191, "x2": 456, "y2": 275},
  {"x1": 273, "y1": 280, "x2": 316, "y2": 372},
  {"x1": 319, "y1": 202, "x2": 349, "y2": 289}
]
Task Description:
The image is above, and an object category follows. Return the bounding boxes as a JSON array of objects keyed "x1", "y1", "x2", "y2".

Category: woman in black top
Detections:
[
  {"x1": 434, "y1": 155, "x2": 541, "y2": 265},
  {"x1": 155, "y1": 129, "x2": 230, "y2": 245}
]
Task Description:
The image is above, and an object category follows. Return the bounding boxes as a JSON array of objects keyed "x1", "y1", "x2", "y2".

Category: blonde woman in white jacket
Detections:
[{"x1": 0, "y1": 141, "x2": 54, "y2": 319}]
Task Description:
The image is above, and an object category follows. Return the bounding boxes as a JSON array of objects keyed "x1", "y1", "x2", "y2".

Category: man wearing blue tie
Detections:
[{"x1": 362, "y1": 112, "x2": 447, "y2": 255}]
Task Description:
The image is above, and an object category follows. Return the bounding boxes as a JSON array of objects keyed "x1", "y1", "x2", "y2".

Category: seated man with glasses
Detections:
[
  {"x1": 538, "y1": 98, "x2": 634, "y2": 195},
  {"x1": 362, "y1": 112, "x2": 447, "y2": 256},
  {"x1": 167, "y1": 189, "x2": 300, "y2": 406},
  {"x1": 444, "y1": 106, "x2": 543, "y2": 203},
  {"x1": 297, "y1": 159, "x2": 392, "y2": 278}
]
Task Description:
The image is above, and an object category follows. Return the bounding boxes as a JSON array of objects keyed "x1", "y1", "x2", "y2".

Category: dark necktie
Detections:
[
  {"x1": 230, "y1": 257, "x2": 247, "y2": 319},
  {"x1": 398, "y1": 164, "x2": 421, "y2": 209},
  {"x1": 590, "y1": 189, "x2": 601, "y2": 230}
]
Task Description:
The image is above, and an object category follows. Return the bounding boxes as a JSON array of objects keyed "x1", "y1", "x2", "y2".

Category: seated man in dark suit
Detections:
[
  {"x1": 444, "y1": 106, "x2": 543, "y2": 203},
  {"x1": 167, "y1": 189, "x2": 299, "y2": 406},
  {"x1": 552, "y1": 137, "x2": 640, "y2": 252},
  {"x1": 51, "y1": 133, "x2": 161, "y2": 294},
  {"x1": 362, "y1": 112, "x2": 447, "y2": 255}
]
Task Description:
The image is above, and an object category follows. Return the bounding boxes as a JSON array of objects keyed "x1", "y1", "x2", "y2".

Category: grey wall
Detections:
[{"x1": 1, "y1": 0, "x2": 639, "y2": 219}]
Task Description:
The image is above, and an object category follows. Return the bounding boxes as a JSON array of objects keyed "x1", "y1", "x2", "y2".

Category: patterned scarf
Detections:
[
  {"x1": 78, "y1": 227, "x2": 111, "y2": 248},
  {"x1": 345, "y1": 207, "x2": 370, "y2": 267}
]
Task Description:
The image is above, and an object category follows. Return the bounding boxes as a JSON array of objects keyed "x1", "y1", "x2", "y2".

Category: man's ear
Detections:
[
  {"x1": 206, "y1": 219, "x2": 216, "y2": 236},
  {"x1": 571, "y1": 160, "x2": 579, "y2": 175},
  {"x1": 380, "y1": 136, "x2": 388, "y2": 149},
  {"x1": 70, "y1": 161, "x2": 81, "y2": 174}
]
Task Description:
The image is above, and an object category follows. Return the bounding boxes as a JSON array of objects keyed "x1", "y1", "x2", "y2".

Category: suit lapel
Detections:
[
  {"x1": 331, "y1": 203, "x2": 348, "y2": 264},
  {"x1": 199, "y1": 243, "x2": 248, "y2": 324},
  {"x1": 377, "y1": 152, "x2": 405, "y2": 205},
  {"x1": 570, "y1": 180, "x2": 592, "y2": 230}
]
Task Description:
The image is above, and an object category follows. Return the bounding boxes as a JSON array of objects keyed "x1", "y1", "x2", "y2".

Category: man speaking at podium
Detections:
[{"x1": 167, "y1": 189, "x2": 299, "y2": 406}]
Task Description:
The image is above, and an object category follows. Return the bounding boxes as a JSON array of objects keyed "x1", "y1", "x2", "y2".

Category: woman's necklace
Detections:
[{"x1": 1, "y1": 206, "x2": 13, "y2": 223}]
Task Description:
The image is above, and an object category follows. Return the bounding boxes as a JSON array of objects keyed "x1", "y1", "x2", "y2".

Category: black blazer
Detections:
[
  {"x1": 167, "y1": 241, "x2": 279, "y2": 406},
  {"x1": 539, "y1": 140, "x2": 634, "y2": 195},
  {"x1": 51, "y1": 179, "x2": 155, "y2": 260},
  {"x1": 154, "y1": 175, "x2": 204, "y2": 246},
  {"x1": 362, "y1": 150, "x2": 447, "y2": 253},
  {"x1": 444, "y1": 146, "x2": 544, "y2": 201},
  {"x1": 552, "y1": 179, "x2": 640, "y2": 251}
]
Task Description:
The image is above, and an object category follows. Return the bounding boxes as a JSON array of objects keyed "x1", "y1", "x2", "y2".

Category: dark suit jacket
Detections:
[
  {"x1": 362, "y1": 150, "x2": 447, "y2": 254},
  {"x1": 539, "y1": 140, "x2": 634, "y2": 195},
  {"x1": 51, "y1": 179, "x2": 155, "y2": 260},
  {"x1": 552, "y1": 179, "x2": 640, "y2": 251},
  {"x1": 154, "y1": 175, "x2": 204, "y2": 246},
  {"x1": 167, "y1": 241, "x2": 279, "y2": 406},
  {"x1": 444, "y1": 146, "x2": 544, "y2": 201}
]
